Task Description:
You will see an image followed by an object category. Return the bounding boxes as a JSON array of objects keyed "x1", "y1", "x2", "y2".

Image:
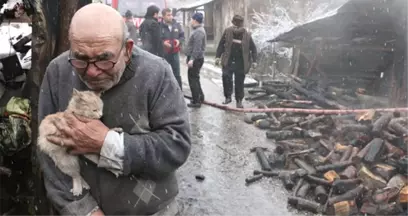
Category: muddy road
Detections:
[{"x1": 175, "y1": 60, "x2": 307, "y2": 216}]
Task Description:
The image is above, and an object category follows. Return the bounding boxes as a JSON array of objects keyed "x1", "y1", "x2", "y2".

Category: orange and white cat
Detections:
[{"x1": 37, "y1": 89, "x2": 115, "y2": 196}]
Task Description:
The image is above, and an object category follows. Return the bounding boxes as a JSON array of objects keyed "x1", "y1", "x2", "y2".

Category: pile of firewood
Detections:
[
  {"x1": 245, "y1": 75, "x2": 390, "y2": 109},
  {"x1": 244, "y1": 82, "x2": 408, "y2": 215}
]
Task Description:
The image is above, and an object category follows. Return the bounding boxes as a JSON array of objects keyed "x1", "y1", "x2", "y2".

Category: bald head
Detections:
[{"x1": 69, "y1": 3, "x2": 125, "y2": 42}]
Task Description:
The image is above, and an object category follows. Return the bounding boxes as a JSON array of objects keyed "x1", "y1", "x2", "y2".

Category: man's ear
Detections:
[{"x1": 125, "y1": 39, "x2": 134, "y2": 59}]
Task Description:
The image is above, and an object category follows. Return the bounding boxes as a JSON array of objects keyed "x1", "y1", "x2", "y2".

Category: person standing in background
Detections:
[
  {"x1": 161, "y1": 8, "x2": 185, "y2": 89},
  {"x1": 139, "y1": 5, "x2": 163, "y2": 57},
  {"x1": 215, "y1": 15, "x2": 257, "y2": 108},
  {"x1": 124, "y1": 10, "x2": 139, "y2": 43},
  {"x1": 185, "y1": 12, "x2": 206, "y2": 108}
]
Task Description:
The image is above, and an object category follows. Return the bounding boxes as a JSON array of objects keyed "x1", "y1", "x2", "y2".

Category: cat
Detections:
[{"x1": 37, "y1": 88, "x2": 121, "y2": 196}]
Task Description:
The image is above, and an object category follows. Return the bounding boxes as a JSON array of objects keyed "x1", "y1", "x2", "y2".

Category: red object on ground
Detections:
[
  {"x1": 164, "y1": 39, "x2": 180, "y2": 54},
  {"x1": 184, "y1": 95, "x2": 408, "y2": 114}
]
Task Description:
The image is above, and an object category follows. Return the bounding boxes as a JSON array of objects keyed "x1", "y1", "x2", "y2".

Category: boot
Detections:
[
  {"x1": 187, "y1": 102, "x2": 201, "y2": 108},
  {"x1": 222, "y1": 97, "x2": 232, "y2": 104},
  {"x1": 236, "y1": 100, "x2": 243, "y2": 108}
]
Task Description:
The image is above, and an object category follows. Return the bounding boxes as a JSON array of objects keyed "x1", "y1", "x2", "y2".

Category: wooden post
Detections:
[{"x1": 30, "y1": 0, "x2": 92, "y2": 214}]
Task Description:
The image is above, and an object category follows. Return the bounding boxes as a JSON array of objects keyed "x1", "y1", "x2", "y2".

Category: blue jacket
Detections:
[{"x1": 161, "y1": 19, "x2": 185, "y2": 43}]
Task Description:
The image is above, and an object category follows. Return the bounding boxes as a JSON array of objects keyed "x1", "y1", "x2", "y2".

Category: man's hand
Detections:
[
  {"x1": 252, "y1": 62, "x2": 257, "y2": 69},
  {"x1": 187, "y1": 60, "x2": 194, "y2": 68},
  {"x1": 91, "y1": 209, "x2": 105, "y2": 216},
  {"x1": 163, "y1": 40, "x2": 171, "y2": 48},
  {"x1": 175, "y1": 39, "x2": 180, "y2": 47},
  {"x1": 215, "y1": 58, "x2": 221, "y2": 66},
  {"x1": 47, "y1": 113, "x2": 109, "y2": 155}
]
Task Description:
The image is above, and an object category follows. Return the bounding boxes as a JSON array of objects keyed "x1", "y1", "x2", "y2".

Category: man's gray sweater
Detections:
[
  {"x1": 37, "y1": 46, "x2": 191, "y2": 215},
  {"x1": 185, "y1": 24, "x2": 206, "y2": 60}
]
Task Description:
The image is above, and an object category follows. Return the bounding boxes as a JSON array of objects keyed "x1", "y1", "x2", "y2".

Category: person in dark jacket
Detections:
[
  {"x1": 161, "y1": 8, "x2": 184, "y2": 89},
  {"x1": 139, "y1": 5, "x2": 163, "y2": 57},
  {"x1": 215, "y1": 15, "x2": 257, "y2": 108},
  {"x1": 185, "y1": 12, "x2": 206, "y2": 108},
  {"x1": 124, "y1": 10, "x2": 138, "y2": 43}
]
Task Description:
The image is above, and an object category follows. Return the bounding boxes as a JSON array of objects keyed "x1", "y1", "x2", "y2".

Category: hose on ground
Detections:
[{"x1": 184, "y1": 95, "x2": 408, "y2": 114}]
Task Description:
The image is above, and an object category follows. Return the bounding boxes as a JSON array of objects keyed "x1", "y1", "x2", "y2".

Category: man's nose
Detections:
[{"x1": 86, "y1": 64, "x2": 102, "y2": 78}]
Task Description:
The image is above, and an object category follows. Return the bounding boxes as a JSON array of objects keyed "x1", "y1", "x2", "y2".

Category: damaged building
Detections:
[{"x1": 268, "y1": 0, "x2": 407, "y2": 107}]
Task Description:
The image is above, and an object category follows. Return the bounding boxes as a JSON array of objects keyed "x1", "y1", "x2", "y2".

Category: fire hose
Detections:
[{"x1": 184, "y1": 95, "x2": 408, "y2": 114}]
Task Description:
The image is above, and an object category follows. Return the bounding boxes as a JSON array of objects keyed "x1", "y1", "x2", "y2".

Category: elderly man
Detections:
[{"x1": 37, "y1": 3, "x2": 191, "y2": 216}]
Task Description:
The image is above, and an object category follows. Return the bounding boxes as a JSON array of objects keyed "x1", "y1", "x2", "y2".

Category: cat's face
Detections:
[{"x1": 68, "y1": 89, "x2": 103, "y2": 119}]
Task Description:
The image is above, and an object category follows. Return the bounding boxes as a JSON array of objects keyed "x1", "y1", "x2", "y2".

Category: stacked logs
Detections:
[{"x1": 244, "y1": 111, "x2": 408, "y2": 215}]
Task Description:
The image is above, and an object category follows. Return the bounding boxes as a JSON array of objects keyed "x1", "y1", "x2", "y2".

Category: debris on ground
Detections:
[{"x1": 244, "y1": 76, "x2": 408, "y2": 215}]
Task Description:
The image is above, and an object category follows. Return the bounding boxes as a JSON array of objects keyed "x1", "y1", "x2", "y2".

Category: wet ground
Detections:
[{"x1": 175, "y1": 59, "x2": 308, "y2": 216}]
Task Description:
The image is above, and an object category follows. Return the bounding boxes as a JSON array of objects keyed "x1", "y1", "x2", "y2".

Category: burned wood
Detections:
[
  {"x1": 328, "y1": 184, "x2": 365, "y2": 205},
  {"x1": 358, "y1": 166, "x2": 387, "y2": 190},
  {"x1": 352, "y1": 138, "x2": 382, "y2": 164},
  {"x1": 276, "y1": 140, "x2": 309, "y2": 151},
  {"x1": 387, "y1": 174, "x2": 407, "y2": 190},
  {"x1": 286, "y1": 149, "x2": 315, "y2": 158},
  {"x1": 339, "y1": 165, "x2": 357, "y2": 179},
  {"x1": 372, "y1": 164, "x2": 397, "y2": 181},
  {"x1": 388, "y1": 118, "x2": 408, "y2": 136},
  {"x1": 348, "y1": 147, "x2": 360, "y2": 162},
  {"x1": 315, "y1": 161, "x2": 353, "y2": 173},
  {"x1": 250, "y1": 147, "x2": 272, "y2": 171},
  {"x1": 332, "y1": 200, "x2": 359, "y2": 216},
  {"x1": 304, "y1": 175, "x2": 331, "y2": 186},
  {"x1": 363, "y1": 138, "x2": 385, "y2": 164},
  {"x1": 294, "y1": 158, "x2": 317, "y2": 174},
  {"x1": 293, "y1": 178, "x2": 305, "y2": 196},
  {"x1": 323, "y1": 170, "x2": 340, "y2": 183},
  {"x1": 245, "y1": 174, "x2": 263, "y2": 185},
  {"x1": 266, "y1": 130, "x2": 295, "y2": 140},
  {"x1": 246, "y1": 84, "x2": 408, "y2": 215},
  {"x1": 290, "y1": 81, "x2": 347, "y2": 109},
  {"x1": 314, "y1": 185, "x2": 329, "y2": 204},
  {"x1": 372, "y1": 113, "x2": 393, "y2": 137},
  {"x1": 262, "y1": 86, "x2": 296, "y2": 100},
  {"x1": 296, "y1": 181, "x2": 311, "y2": 198},
  {"x1": 287, "y1": 196, "x2": 323, "y2": 214},
  {"x1": 340, "y1": 145, "x2": 353, "y2": 162},
  {"x1": 384, "y1": 141, "x2": 405, "y2": 157},
  {"x1": 372, "y1": 187, "x2": 401, "y2": 204},
  {"x1": 318, "y1": 139, "x2": 333, "y2": 152},
  {"x1": 337, "y1": 124, "x2": 371, "y2": 134}
]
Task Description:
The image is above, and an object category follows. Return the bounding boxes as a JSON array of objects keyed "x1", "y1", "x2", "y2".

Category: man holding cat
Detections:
[{"x1": 37, "y1": 3, "x2": 191, "y2": 216}]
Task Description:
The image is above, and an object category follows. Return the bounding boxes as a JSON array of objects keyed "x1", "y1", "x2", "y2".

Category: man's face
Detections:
[
  {"x1": 69, "y1": 36, "x2": 133, "y2": 91},
  {"x1": 190, "y1": 19, "x2": 196, "y2": 26},
  {"x1": 163, "y1": 12, "x2": 173, "y2": 23}
]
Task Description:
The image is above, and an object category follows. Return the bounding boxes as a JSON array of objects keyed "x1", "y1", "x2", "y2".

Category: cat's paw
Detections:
[
  {"x1": 112, "y1": 127, "x2": 123, "y2": 133},
  {"x1": 70, "y1": 187, "x2": 83, "y2": 196},
  {"x1": 71, "y1": 178, "x2": 83, "y2": 196},
  {"x1": 81, "y1": 178, "x2": 90, "y2": 190}
]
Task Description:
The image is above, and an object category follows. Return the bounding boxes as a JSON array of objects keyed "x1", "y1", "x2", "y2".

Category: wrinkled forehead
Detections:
[{"x1": 69, "y1": 34, "x2": 123, "y2": 60}]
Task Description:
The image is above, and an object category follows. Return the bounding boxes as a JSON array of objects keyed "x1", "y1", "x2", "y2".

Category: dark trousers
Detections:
[
  {"x1": 187, "y1": 57, "x2": 204, "y2": 103},
  {"x1": 164, "y1": 53, "x2": 182, "y2": 89},
  {"x1": 222, "y1": 62, "x2": 245, "y2": 101}
]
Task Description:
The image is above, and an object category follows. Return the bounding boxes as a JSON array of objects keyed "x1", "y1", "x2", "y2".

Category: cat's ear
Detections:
[{"x1": 72, "y1": 88, "x2": 80, "y2": 96}]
